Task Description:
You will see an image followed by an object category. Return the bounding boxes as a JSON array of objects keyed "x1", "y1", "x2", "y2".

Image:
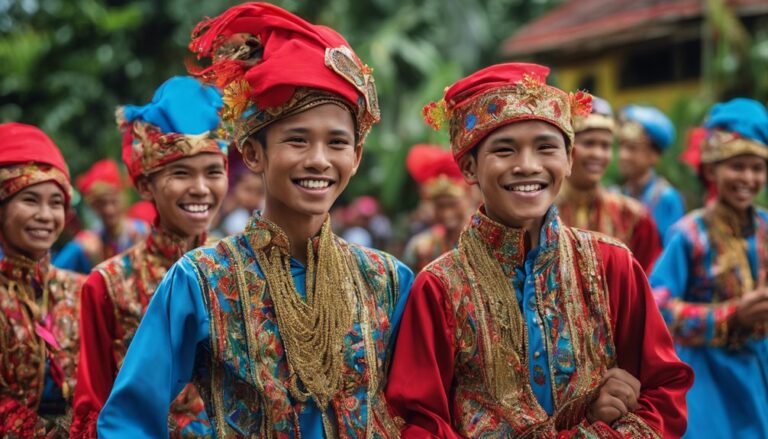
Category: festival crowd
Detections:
[{"x1": 1, "y1": 2, "x2": 766, "y2": 438}]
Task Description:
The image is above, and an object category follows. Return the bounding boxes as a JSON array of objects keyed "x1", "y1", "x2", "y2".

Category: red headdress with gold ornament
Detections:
[
  {"x1": 188, "y1": 2, "x2": 379, "y2": 148},
  {"x1": 423, "y1": 63, "x2": 591, "y2": 161},
  {"x1": 0, "y1": 122, "x2": 72, "y2": 205},
  {"x1": 75, "y1": 158, "x2": 123, "y2": 201},
  {"x1": 406, "y1": 144, "x2": 467, "y2": 199}
]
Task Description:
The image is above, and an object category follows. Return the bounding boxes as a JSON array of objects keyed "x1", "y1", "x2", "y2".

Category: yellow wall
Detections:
[{"x1": 551, "y1": 53, "x2": 702, "y2": 112}]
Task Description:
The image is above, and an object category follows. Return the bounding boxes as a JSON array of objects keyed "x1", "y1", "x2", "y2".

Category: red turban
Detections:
[
  {"x1": 0, "y1": 123, "x2": 71, "y2": 204},
  {"x1": 189, "y1": 2, "x2": 379, "y2": 147},
  {"x1": 423, "y1": 63, "x2": 592, "y2": 161},
  {"x1": 406, "y1": 144, "x2": 466, "y2": 199},
  {"x1": 75, "y1": 159, "x2": 123, "y2": 199}
]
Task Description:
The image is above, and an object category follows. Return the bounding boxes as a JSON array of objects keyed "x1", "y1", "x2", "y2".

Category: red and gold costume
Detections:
[
  {"x1": 557, "y1": 186, "x2": 661, "y2": 272},
  {"x1": 404, "y1": 144, "x2": 468, "y2": 272},
  {"x1": 70, "y1": 76, "x2": 226, "y2": 438},
  {"x1": 0, "y1": 123, "x2": 85, "y2": 437},
  {"x1": 386, "y1": 64, "x2": 693, "y2": 438}
]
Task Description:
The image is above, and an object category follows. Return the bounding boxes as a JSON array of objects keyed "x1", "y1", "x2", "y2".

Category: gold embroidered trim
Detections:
[{"x1": 701, "y1": 129, "x2": 768, "y2": 164}]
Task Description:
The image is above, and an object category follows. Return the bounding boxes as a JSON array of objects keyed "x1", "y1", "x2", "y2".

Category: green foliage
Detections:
[{"x1": 1, "y1": 0, "x2": 560, "y2": 214}]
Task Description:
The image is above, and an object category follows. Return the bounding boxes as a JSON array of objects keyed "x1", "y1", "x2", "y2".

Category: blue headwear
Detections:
[
  {"x1": 117, "y1": 76, "x2": 228, "y2": 181},
  {"x1": 699, "y1": 98, "x2": 768, "y2": 164},
  {"x1": 620, "y1": 105, "x2": 676, "y2": 151}
]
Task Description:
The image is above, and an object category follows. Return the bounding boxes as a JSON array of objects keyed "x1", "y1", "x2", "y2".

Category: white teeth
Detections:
[
  {"x1": 28, "y1": 229, "x2": 51, "y2": 238},
  {"x1": 511, "y1": 184, "x2": 543, "y2": 192},
  {"x1": 297, "y1": 179, "x2": 330, "y2": 189},
  {"x1": 181, "y1": 204, "x2": 210, "y2": 213}
]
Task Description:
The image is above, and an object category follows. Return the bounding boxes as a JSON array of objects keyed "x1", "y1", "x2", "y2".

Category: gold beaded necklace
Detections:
[{"x1": 255, "y1": 219, "x2": 355, "y2": 412}]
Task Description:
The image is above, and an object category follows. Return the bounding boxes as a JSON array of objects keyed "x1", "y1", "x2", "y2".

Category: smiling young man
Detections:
[
  {"x1": 54, "y1": 159, "x2": 149, "y2": 274},
  {"x1": 385, "y1": 63, "x2": 693, "y2": 438},
  {"x1": 403, "y1": 144, "x2": 471, "y2": 272},
  {"x1": 556, "y1": 97, "x2": 662, "y2": 272},
  {"x1": 618, "y1": 105, "x2": 686, "y2": 240},
  {"x1": 96, "y1": 3, "x2": 412, "y2": 438},
  {"x1": 0, "y1": 123, "x2": 85, "y2": 437},
  {"x1": 69, "y1": 76, "x2": 228, "y2": 438},
  {"x1": 649, "y1": 98, "x2": 768, "y2": 438}
]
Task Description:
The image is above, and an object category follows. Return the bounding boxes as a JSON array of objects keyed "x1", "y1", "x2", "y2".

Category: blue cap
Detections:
[
  {"x1": 122, "y1": 76, "x2": 223, "y2": 136},
  {"x1": 704, "y1": 98, "x2": 768, "y2": 145},
  {"x1": 621, "y1": 105, "x2": 676, "y2": 151}
]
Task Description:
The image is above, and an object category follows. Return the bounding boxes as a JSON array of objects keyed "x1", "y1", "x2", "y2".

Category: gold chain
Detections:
[{"x1": 255, "y1": 220, "x2": 354, "y2": 411}]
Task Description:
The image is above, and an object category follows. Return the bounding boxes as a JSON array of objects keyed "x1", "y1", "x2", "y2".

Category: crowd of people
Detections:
[{"x1": 1, "y1": 2, "x2": 766, "y2": 438}]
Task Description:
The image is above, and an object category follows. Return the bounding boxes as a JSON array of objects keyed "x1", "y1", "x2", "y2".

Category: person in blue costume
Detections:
[
  {"x1": 650, "y1": 98, "x2": 768, "y2": 438},
  {"x1": 98, "y1": 3, "x2": 413, "y2": 438},
  {"x1": 54, "y1": 159, "x2": 148, "y2": 274},
  {"x1": 617, "y1": 105, "x2": 686, "y2": 240}
]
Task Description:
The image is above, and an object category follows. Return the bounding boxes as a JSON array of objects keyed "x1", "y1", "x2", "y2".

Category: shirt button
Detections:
[
  {"x1": 532, "y1": 316, "x2": 538, "y2": 324},
  {"x1": 534, "y1": 351, "x2": 541, "y2": 359}
]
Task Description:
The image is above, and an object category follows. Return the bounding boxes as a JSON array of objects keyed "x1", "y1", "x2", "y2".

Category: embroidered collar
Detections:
[
  {"x1": 466, "y1": 205, "x2": 560, "y2": 274},
  {"x1": 245, "y1": 212, "x2": 326, "y2": 256},
  {"x1": 0, "y1": 251, "x2": 51, "y2": 295},
  {"x1": 145, "y1": 224, "x2": 205, "y2": 268}
]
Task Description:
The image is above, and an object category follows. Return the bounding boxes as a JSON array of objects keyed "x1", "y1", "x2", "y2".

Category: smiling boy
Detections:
[
  {"x1": 556, "y1": 97, "x2": 662, "y2": 272},
  {"x1": 70, "y1": 76, "x2": 228, "y2": 438},
  {"x1": 96, "y1": 3, "x2": 412, "y2": 438},
  {"x1": 385, "y1": 63, "x2": 693, "y2": 438}
]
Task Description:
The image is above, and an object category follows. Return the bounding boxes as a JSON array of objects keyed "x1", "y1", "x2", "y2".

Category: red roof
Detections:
[{"x1": 503, "y1": 0, "x2": 768, "y2": 57}]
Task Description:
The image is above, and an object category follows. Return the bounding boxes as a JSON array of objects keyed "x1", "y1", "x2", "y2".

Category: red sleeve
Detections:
[
  {"x1": 0, "y1": 395, "x2": 40, "y2": 437},
  {"x1": 385, "y1": 271, "x2": 463, "y2": 439},
  {"x1": 602, "y1": 242, "x2": 694, "y2": 439},
  {"x1": 629, "y1": 214, "x2": 663, "y2": 274},
  {"x1": 70, "y1": 272, "x2": 118, "y2": 439}
]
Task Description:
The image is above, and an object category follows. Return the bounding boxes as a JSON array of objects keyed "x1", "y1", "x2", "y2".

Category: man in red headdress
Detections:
[
  {"x1": 403, "y1": 144, "x2": 471, "y2": 272},
  {"x1": 53, "y1": 159, "x2": 148, "y2": 273},
  {"x1": 97, "y1": 3, "x2": 413, "y2": 438},
  {"x1": 0, "y1": 123, "x2": 85, "y2": 436},
  {"x1": 385, "y1": 64, "x2": 693, "y2": 438}
]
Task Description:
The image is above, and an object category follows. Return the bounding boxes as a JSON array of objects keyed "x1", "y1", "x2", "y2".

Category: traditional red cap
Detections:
[
  {"x1": 189, "y1": 2, "x2": 379, "y2": 147},
  {"x1": 0, "y1": 123, "x2": 72, "y2": 203},
  {"x1": 75, "y1": 159, "x2": 122, "y2": 198},
  {"x1": 126, "y1": 200, "x2": 157, "y2": 225},
  {"x1": 406, "y1": 144, "x2": 466, "y2": 199},
  {"x1": 423, "y1": 63, "x2": 591, "y2": 161}
]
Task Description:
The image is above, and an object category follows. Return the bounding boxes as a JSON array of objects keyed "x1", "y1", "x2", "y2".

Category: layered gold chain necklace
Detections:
[{"x1": 255, "y1": 219, "x2": 355, "y2": 411}]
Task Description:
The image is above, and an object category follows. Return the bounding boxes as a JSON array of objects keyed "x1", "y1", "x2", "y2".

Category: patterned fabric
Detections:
[
  {"x1": 651, "y1": 203, "x2": 768, "y2": 347},
  {"x1": 416, "y1": 209, "x2": 645, "y2": 437},
  {"x1": 188, "y1": 3, "x2": 380, "y2": 146},
  {"x1": 117, "y1": 76, "x2": 227, "y2": 181},
  {"x1": 422, "y1": 63, "x2": 591, "y2": 160},
  {"x1": 95, "y1": 227, "x2": 210, "y2": 436},
  {"x1": 0, "y1": 253, "x2": 84, "y2": 437},
  {"x1": 573, "y1": 96, "x2": 615, "y2": 134},
  {"x1": 649, "y1": 202, "x2": 768, "y2": 438},
  {"x1": 75, "y1": 159, "x2": 122, "y2": 199},
  {"x1": 557, "y1": 184, "x2": 661, "y2": 271},
  {"x1": 189, "y1": 215, "x2": 403, "y2": 438},
  {"x1": 406, "y1": 144, "x2": 466, "y2": 200},
  {"x1": 53, "y1": 218, "x2": 149, "y2": 274},
  {"x1": 402, "y1": 225, "x2": 453, "y2": 272},
  {"x1": 0, "y1": 163, "x2": 71, "y2": 203}
]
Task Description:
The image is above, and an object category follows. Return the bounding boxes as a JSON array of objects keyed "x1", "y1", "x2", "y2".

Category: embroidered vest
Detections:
[
  {"x1": 558, "y1": 188, "x2": 646, "y2": 246},
  {"x1": 95, "y1": 229, "x2": 210, "y2": 437},
  {"x1": 0, "y1": 255, "x2": 83, "y2": 410},
  {"x1": 189, "y1": 219, "x2": 402, "y2": 438},
  {"x1": 424, "y1": 211, "x2": 617, "y2": 437}
]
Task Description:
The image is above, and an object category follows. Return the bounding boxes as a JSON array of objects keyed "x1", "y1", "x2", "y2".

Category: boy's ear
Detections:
[
  {"x1": 350, "y1": 145, "x2": 363, "y2": 176},
  {"x1": 135, "y1": 176, "x2": 154, "y2": 201},
  {"x1": 458, "y1": 153, "x2": 479, "y2": 186},
  {"x1": 242, "y1": 138, "x2": 267, "y2": 174},
  {"x1": 702, "y1": 163, "x2": 716, "y2": 184}
]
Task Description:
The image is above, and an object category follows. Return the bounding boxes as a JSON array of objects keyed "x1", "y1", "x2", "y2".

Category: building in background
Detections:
[{"x1": 502, "y1": 0, "x2": 768, "y2": 112}]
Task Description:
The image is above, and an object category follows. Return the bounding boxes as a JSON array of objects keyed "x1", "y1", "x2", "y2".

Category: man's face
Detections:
[
  {"x1": 617, "y1": 129, "x2": 659, "y2": 180},
  {"x1": 432, "y1": 193, "x2": 469, "y2": 232},
  {"x1": 139, "y1": 153, "x2": 228, "y2": 238},
  {"x1": 0, "y1": 182, "x2": 66, "y2": 260},
  {"x1": 89, "y1": 190, "x2": 125, "y2": 233},
  {"x1": 243, "y1": 103, "x2": 361, "y2": 223},
  {"x1": 459, "y1": 120, "x2": 571, "y2": 229},
  {"x1": 707, "y1": 154, "x2": 767, "y2": 213},
  {"x1": 569, "y1": 129, "x2": 613, "y2": 189}
]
